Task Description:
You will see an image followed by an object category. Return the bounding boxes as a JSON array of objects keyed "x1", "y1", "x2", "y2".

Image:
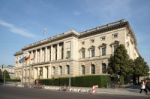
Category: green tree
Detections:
[
  {"x1": 0, "y1": 69, "x2": 3, "y2": 82},
  {"x1": 133, "y1": 56, "x2": 149, "y2": 84},
  {"x1": 107, "y1": 44, "x2": 130, "y2": 84},
  {"x1": 3, "y1": 70, "x2": 10, "y2": 80}
]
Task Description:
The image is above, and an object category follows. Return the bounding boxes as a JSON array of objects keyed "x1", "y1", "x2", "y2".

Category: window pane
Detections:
[
  {"x1": 66, "y1": 65, "x2": 70, "y2": 74},
  {"x1": 91, "y1": 64, "x2": 95, "y2": 74},
  {"x1": 102, "y1": 63, "x2": 107, "y2": 73},
  {"x1": 82, "y1": 49, "x2": 85, "y2": 58},
  {"x1": 81, "y1": 65, "x2": 85, "y2": 74},
  {"x1": 102, "y1": 47, "x2": 106, "y2": 56}
]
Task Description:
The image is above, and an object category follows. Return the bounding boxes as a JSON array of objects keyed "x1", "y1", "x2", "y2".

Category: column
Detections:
[
  {"x1": 34, "y1": 68, "x2": 37, "y2": 79},
  {"x1": 43, "y1": 66, "x2": 48, "y2": 79},
  {"x1": 57, "y1": 44, "x2": 60, "y2": 60},
  {"x1": 45, "y1": 47, "x2": 47, "y2": 62},
  {"x1": 47, "y1": 46, "x2": 50, "y2": 62},
  {"x1": 35, "y1": 50, "x2": 37, "y2": 63},
  {"x1": 51, "y1": 46, "x2": 54, "y2": 61},
  {"x1": 48, "y1": 66, "x2": 52, "y2": 79},
  {"x1": 40, "y1": 49, "x2": 42, "y2": 63},
  {"x1": 31, "y1": 51, "x2": 33, "y2": 64}
]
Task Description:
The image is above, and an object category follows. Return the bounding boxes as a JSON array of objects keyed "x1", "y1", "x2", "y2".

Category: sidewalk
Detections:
[
  {"x1": 4, "y1": 83, "x2": 149, "y2": 97},
  {"x1": 43, "y1": 86, "x2": 150, "y2": 96}
]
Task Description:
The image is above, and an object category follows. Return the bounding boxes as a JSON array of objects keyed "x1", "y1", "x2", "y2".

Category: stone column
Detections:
[
  {"x1": 57, "y1": 44, "x2": 60, "y2": 60},
  {"x1": 51, "y1": 46, "x2": 54, "y2": 61},
  {"x1": 47, "y1": 47, "x2": 50, "y2": 62},
  {"x1": 48, "y1": 66, "x2": 51, "y2": 79},
  {"x1": 31, "y1": 51, "x2": 33, "y2": 64},
  {"x1": 40, "y1": 49, "x2": 42, "y2": 63},
  {"x1": 45, "y1": 47, "x2": 47, "y2": 62},
  {"x1": 43, "y1": 66, "x2": 48, "y2": 79}
]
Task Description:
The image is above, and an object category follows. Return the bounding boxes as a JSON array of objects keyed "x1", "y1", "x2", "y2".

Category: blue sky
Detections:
[{"x1": 0, "y1": 0, "x2": 150, "y2": 66}]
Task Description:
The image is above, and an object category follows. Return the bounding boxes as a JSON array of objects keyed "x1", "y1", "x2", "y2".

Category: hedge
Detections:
[{"x1": 38, "y1": 75, "x2": 110, "y2": 88}]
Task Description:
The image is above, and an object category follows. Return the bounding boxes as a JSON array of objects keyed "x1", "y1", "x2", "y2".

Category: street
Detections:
[{"x1": 0, "y1": 85, "x2": 149, "y2": 99}]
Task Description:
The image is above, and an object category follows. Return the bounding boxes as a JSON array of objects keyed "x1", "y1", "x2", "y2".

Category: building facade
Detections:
[
  {"x1": 0, "y1": 65, "x2": 15, "y2": 79},
  {"x1": 14, "y1": 19, "x2": 139, "y2": 84}
]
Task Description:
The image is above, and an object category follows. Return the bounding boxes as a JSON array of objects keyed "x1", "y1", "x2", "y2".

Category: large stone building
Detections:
[{"x1": 14, "y1": 19, "x2": 139, "y2": 84}]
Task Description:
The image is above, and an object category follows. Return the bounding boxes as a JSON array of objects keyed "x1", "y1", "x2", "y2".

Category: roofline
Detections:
[
  {"x1": 14, "y1": 50, "x2": 23, "y2": 56},
  {"x1": 17, "y1": 19, "x2": 138, "y2": 54},
  {"x1": 22, "y1": 30, "x2": 79, "y2": 50}
]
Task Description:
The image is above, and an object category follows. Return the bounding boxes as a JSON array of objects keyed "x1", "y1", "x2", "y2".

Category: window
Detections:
[
  {"x1": 81, "y1": 65, "x2": 85, "y2": 75},
  {"x1": 39, "y1": 67, "x2": 43, "y2": 76},
  {"x1": 102, "y1": 63, "x2": 107, "y2": 73},
  {"x1": 101, "y1": 36, "x2": 105, "y2": 41},
  {"x1": 102, "y1": 47, "x2": 106, "y2": 56},
  {"x1": 81, "y1": 48, "x2": 85, "y2": 58},
  {"x1": 66, "y1": 65, "x2": 70, "y2": 74},
  {"x1": 91, "y1": 64, "x2": 95, "y2": 74},
  {"x1": 66, "y1": 51, "x2": 71, "y2": 59},
  {"x1": 91, "y1": 39, "x2": 94, "y2": 43},
  {"x1": 81, "y1": 41, "x2": 85, "y2": 45},
  {"x1": 113, "y1": 41, "x2": 119, "y2": 52},
  {"x1": 66, "y1": 41, "x2": 71, "y2": 59},
  {"x1": 113, "y1": 33, "x2": 118, "y2": 38},
  {"x1": 52, "y1": 66, "x2": 55, "y2": 75},
  {"x1": 59, "y1": 66, "x2": 62, "y2": 75},
  {"x1": 89, "y1": 46, "x2": 95, "y2": 57}
]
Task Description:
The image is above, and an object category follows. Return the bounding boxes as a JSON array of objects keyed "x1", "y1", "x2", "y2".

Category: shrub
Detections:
[{"x1": 38, "y1": 75, "x2": 110, "y2": 88}]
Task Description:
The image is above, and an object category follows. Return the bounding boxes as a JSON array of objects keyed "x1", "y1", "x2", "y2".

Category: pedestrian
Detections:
[{"x1": 140, "y1": 80, "x2": 148, "y2": 94}]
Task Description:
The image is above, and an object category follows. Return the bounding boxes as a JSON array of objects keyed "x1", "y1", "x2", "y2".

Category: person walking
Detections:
[{"x1": 140, "y1": 80, "x2": 148, "y2": 94}]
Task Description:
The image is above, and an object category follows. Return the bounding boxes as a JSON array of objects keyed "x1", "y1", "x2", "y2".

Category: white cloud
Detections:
[{"x1": 0, "y1": 20, "x2": 36, "y2": 38}]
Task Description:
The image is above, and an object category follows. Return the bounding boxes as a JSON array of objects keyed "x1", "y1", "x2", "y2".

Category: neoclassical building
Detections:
[{"x1": 14, "y1": 19, "x2": 139, "y2": 83}]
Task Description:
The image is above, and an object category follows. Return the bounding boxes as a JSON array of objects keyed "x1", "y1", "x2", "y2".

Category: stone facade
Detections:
[{"x1": 14, "y1": 19, "x2": 139, "y2": 83}]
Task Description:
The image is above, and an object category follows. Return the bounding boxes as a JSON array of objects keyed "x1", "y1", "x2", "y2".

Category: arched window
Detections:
[
  {"x1": 91, "y1": 64, "x2": 95, "y2": 74},
  {"x1": 102, "y1": 63, "x2": 107, "y2": 73},
  {"x1": 81, "y1": 65, "x2": 85, "y2": 75},
  {"x1": 59, "y1": 66, "x2": 62, "y2": 75},
  {"x1": 66, "y1": 65, "x2": 70, "y2": 74},
  {"x1": 52, "y1": 66, "x2": 55, "y2": 75}
]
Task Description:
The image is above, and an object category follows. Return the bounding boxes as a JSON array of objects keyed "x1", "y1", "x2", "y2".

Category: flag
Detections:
[
  {"x1": 19, "y1": 57, "x2": 25, "y2": 63},
  {"x1": 25, "y1": 55, "x2": 30, "y2": 61}
]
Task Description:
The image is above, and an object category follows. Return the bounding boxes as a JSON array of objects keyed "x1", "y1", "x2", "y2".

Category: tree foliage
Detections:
[
  {"x1": 132, "y1": 56, "x2": 149, "y2": 84},
  {"x1": 108, "y1": 44, "x2": 130, "y2": 77},
  {"x1": 3, "y1": 70, "x2": 10, "y2": 80},
  {"x1": 0, "y1": 69, "x2": 3, "y2": 82},
  {"x1": 133, "y1": 56, "x2": 149, "y2": 76},
  {"x1": 107, "y1": 44, "x2": 149, "y2": 84}
]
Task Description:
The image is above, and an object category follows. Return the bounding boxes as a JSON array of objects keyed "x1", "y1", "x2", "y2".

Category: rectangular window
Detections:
[
  {"x1": 91, "y1": 49, "x2": 95, "y2": 57},
  {"x1": 101, "y1": 36, "x2": 105, "y2": 41},
  {"x1": 102, "y1": 47, "x2": 106, "y2": 56},
  {"x1": 66, "y1": 51, "x2": 71, "y2": 59},
  {"x1": 82, "y1": 50, "x2": 85, "y2": 58},
  {"x1": 114, "y1": 33, "x2": 118, "y2": 38}
]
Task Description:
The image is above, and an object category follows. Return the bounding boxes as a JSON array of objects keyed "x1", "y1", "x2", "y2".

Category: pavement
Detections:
[
  {"x1": 3, "y1": 83, "x2": 150, "y2": 97},
  {"x1": 1, "y1": 85, "x2": 149, "y2": 99}
]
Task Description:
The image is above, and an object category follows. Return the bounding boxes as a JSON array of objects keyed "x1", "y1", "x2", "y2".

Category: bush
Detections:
[
  {"x1": 38, "y1": 75, "x2": 110, "y2": 88},
  {"x1": 6, "y1": 79, "x2": 21, "y2": 82}
]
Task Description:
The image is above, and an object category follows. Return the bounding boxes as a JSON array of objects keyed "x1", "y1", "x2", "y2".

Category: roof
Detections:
[
  {"x1": 14, "y1": 50, "x2": 23, "y2": 56},
  {"x1": 18, "y1": 19, "x2": 137, "y2": 51}
]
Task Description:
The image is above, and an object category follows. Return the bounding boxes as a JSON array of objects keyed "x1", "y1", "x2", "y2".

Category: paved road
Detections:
[{"x1": 0, "y1": 85, "x2": 149, "y2": 99}]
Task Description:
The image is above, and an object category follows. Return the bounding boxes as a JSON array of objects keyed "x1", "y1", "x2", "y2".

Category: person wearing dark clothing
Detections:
[{"x1": 140, "y1": 80, "x2": 148, "y2": 94}]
